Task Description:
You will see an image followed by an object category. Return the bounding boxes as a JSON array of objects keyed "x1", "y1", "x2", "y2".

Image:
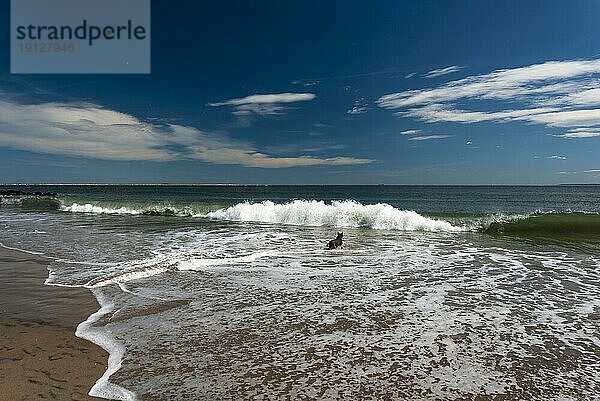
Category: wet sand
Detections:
[{"x1": 0, "y1": 246, "x2": 108, "y2": 401}]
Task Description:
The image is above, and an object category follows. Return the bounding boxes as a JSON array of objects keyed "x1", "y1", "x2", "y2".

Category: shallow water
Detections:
[{"x1": 1, "y1": 185, "x2": 599, "y2": 400}]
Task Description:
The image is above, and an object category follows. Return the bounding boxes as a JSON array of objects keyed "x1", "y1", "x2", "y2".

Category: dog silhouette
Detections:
[{"x1": 327, "y1": 232, "x2": 343, "y2": 249}]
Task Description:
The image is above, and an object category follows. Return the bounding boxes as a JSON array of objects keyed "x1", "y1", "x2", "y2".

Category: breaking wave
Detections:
[
  {"x1": 5, "y1": 195, "x2": 600, "y2": 237},
  {"x1": 205, "y1": 200, "x2": 462, "y2": 232},
  {"x1": 61, "y1": 202, "x2": 210, "y2": 217}
]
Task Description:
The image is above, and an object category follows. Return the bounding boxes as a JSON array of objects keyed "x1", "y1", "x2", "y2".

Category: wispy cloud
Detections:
[
  {"x1": 548, "y1": 155, "x2": 567, "y2": 160},
  {"x1": 423, "y1": 65, "x2": 464, "y2": 78},
  {"x1": 208, "y1": 92, "x2": 316, "y2": 116},
  {"x1": 0, "y1": 97, "x2": 371, "y2": 168},
  {"x1": 407, "y1": 135, "x2": 453, "y2": 141},
  {"x1": 377, "y1": 59, "x2": 600, "y2": 137},
  {"x1": 347, "y1": 106, "x2": 368, "y2": 115},
  {"x1": 347, "y1": 98, "x2": 369, "y2": 115},
  {"x1": 399, "y1": 129, "x2": 421, "y2": 135},
  {"x1": 397, "y1": 104, "x2": 558, "y2": 124},
  {"x1": 554, "y1": 129, "x2": 600, "y2": 138},
  {"x1": 264, "y1": 142, "x2": 346, "y2": 154},
  {"x1": 291, "y1": 80, "x2": 320, "y2": 87},
  {"x1": 584, "y1": 169, "x2": 600, "y2": 173},
  {"x1": 404, "y1": 72, "x2": 416, "y2": 79}
]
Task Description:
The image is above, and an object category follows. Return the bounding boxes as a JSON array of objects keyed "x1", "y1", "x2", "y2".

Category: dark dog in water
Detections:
[{"x1": 327, "y1": 232, "x2": 343, "y2": 249}]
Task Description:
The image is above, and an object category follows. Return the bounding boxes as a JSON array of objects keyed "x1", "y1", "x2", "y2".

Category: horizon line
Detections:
[{"x1": 1, "y1": 183, "x2": 599, "y2": 187}]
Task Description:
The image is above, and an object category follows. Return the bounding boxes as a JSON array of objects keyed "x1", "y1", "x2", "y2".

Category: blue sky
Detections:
[{"x1": 2, "y1": 0, "x2": 600, "y2": 184}]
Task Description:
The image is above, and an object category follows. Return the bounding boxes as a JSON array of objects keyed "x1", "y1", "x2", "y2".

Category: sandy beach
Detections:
[{"x1": 0, "y1": 246, "x2": 108, "y2": 401}]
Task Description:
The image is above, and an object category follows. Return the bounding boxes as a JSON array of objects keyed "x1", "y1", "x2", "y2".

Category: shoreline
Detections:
[{"x1": 0, "y1": 245, "x2": 109, "y2": 401}]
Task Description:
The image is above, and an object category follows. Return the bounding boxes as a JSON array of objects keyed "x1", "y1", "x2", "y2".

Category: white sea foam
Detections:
[
  {"x1": 60, "y1": 202, "x2": 202, "y2": 217},
  {"x1": 0, "y1": 242, "x2": 45, "y2": 255},
  {"x1": 177, "y1": 251, "x2": 273, "y2": 271},
  {"x1": 84, "y1": 259, "x2": 177, "y2": 288},
  {"x1": 62, "y1": 203, "x2": 141, "y2": 215},
  {"x1": 3, "y1": 202, "x2": 599, "y2": 399},
  {"x1": 117, "y1": 282, "x2": 168, "y2": 301},
  {"x1": 60, "y1": 200, "x2": 462, "y2": 232},
  {"x1": 83, "y1": 250, "x2": 274, "y2": 288},
  {"x1": 205, "y1": 200, "x2": 462, "y2": 231},
  {"x1": 75, "y1": 289, "x2": 137, "y2": 401}
]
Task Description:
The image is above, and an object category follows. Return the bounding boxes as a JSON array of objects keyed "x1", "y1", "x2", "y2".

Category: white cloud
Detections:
[
  {"x1": 0, "y1": 98, "x2": 371, "y2": 168},
  {"x1": 399, "y1": 129, "x2": 421, "y2": 135},
  {"x1": 399, "y1": 104, "x2": 557, "y2": 124},
  {"x1": 0, "y1": 100, "x2": 176, "y2": 161},
  {"x1": 347, "y1": 105, "x2": 368, "y2": 115},
  {"x1": 208, "y1": 92, "x2": 316, "y2": 116},
  {"x1": 377, "y1": 58, "x2": 600, "y2": 137},
  {"x1": 517, "y1": 109, "x2": 600, "y2": 127},
  {"x1": 291, "y1": 80, "x2": 319, "y2": 87},
  {"x1": 584, "y1": 169, "x2": 600, "y2": 173},
  {"x1": 209, "y1": 93, "x2": 315, "y2": 106},
  {"x1": 408, "y1": 135, "x2": 453, "y2": 141},
  {"x1": 566, "y1": 88, "x2": 600, "y2": 105},
  {"x1": 554, "y1": 130, "x2": 600, "y2": 138},
  {"x1": 379, "y1": 59, "x2": 600, "y2": 109},
  {"x1": 404, "y1": 72, "x2": 416, "y2": 79},
  {"x1": 547, "y1": 155, "x2": 567, "y2": 160},
  {"x1": 347, "y1": 98, "x2": 368, "y2": 115},
  {"x1": 424, "y1": 65, "x2": 464, "y2": 78}
]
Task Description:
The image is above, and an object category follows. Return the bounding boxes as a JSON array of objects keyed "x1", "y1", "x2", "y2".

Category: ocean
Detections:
[{"x1": 0, "y1": 184, "x2": 599, "y2": 400}]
